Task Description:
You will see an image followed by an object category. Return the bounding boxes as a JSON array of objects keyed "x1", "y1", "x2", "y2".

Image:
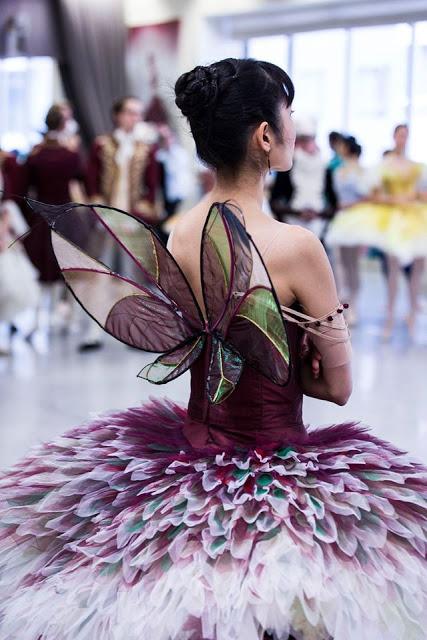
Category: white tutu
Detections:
[
  {"x1": 0, "y1": 200, "x2": 40, "y2": 322},
  {"x1": 0, "y1": 245, "x2": 40, "y2": 321}
]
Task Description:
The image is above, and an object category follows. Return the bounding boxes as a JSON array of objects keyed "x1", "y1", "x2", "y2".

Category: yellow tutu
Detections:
[
  {"x1": 327, "y1": 161, "x2": 427, "y2": 265},
  {"x1": 327, "y1": 201, "x2": 427, "y2": 264}
]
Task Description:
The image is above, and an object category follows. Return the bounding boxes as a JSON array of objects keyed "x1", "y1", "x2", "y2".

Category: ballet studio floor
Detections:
[{"x1": 1, "y1": 263, "x2": 426, "y2": 470}]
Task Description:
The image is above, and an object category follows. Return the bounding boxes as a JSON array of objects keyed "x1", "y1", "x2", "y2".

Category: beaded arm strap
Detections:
[
  {"x1": 279, "y1": 302, "x2": 351, "y2": 343},
  {"x1": 233, "y1": 292, "x2": 350, "y2": 343}
]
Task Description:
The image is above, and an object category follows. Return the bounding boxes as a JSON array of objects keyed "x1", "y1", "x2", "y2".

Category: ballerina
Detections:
[
  {"x1": 0, "y1": 58, "x2": 425, "y2": 640},
  {"x1": 325, "y1": 124, "x2": 427, "y2": 337}
]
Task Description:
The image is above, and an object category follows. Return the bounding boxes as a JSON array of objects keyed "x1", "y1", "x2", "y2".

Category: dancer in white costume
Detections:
[
  {"x1": 326, "y1": 135, "x2": 369, "y2": 324},
  {"x1": 0, "y1": 199, "x2": 39, "y2": 352},
  {"x1": 284, "y1": 118, "x2": 327, "y2": 238}
]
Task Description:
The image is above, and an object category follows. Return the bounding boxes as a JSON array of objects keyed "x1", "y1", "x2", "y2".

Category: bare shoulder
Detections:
[
  {"x1": 268, "y1": 221, "x2": 326, "y2": 265},
  {"x1": 168, "y1": 201, "x2": 208, "y2": 257},
  {"x1": 172, "y1": 202, "x2": 204, "y2": 237},
  {"x1": 265, "y1": 222, "x2": 338, "y2": 309}
]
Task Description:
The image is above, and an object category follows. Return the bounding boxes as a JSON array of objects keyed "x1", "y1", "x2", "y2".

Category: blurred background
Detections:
[{"x1": 0, "y1": 0, "x2": 426, "y2": 466}]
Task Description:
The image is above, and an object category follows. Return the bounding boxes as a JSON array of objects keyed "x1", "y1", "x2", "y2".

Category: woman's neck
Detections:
[
  {"x1": 207, "y1": 169, "x2": 266, "y2": 214},
  {"x1": 344, "y1": 156, "x2": 359, "y2": 166},
  {"x1": 392, "y1": 146, "x2": 406, "y2": 158}
]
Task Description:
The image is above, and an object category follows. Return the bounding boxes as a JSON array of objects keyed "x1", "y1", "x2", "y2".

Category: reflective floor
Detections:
[{"x1": 1, "y1": 264, "x2": 426, "y2": 470}]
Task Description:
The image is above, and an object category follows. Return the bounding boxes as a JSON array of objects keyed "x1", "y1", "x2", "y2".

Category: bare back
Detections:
[{"x1": 169, "y1": 196, "x2": 339, "y2": 318}]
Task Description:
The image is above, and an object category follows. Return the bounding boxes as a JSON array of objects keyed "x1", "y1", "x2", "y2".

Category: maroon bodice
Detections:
[{"x1": 184, "y1": 321, "x2": 305, "y2": 449}]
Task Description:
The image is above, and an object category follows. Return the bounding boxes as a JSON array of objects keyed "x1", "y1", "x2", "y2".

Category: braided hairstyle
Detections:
[{"x1": 175, "y1": 58, "x2": 294, "y2": 173}]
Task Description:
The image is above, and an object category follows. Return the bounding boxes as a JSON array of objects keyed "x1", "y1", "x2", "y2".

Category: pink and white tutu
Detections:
[
  {"x1": 0, "y1": 402, "x2": 426, "y2": 640},
  {"x1": 0, "y1": 200, "x2": 425, "y2": 639}
]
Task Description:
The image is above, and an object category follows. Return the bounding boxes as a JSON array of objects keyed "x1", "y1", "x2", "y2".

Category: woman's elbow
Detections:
[
  {"x1": 329, "y1": 379, "x2": 352, "y2": 406},
  {"x1": 332, "y1": 390, "x2": 351, "y2": 406}
]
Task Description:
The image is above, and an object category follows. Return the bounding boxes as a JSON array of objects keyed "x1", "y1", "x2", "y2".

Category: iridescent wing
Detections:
[
  {"x1": 138, "y1": 335, "x2": 205, "y2": 385},
  {"x1": 201, "y1": 202, "x2": 290, "y2": 403},
  {"x1": 201, "y1": 202, "x2": 251, "y2": 331},
  {"x1": 206, "y1": 335, "x2": 244, "y2": 404},
  {"x1": 27, "y1": 200, "x2": 205, "y2": 384},
  {"x1": 227, "y1": 285, "x2": 290, "y2": 384},
  {"x1": 27, "y1": 199, "x2": 289, "y2": 401}
]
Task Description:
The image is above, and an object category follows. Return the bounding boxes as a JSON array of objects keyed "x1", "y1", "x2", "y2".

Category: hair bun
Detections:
[
  {"x1": 173, "y1": 58, "x2": 294, "y2": 172},
  {"x1": 344, "y1": 134, "x2": 362, "y2": 156},
  {"x1": 175, "y1": 65, "x2": 219, "y2": 121}
]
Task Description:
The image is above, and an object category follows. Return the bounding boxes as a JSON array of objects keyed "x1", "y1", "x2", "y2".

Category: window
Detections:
[
  {"x1": 245, "y1": 20, "x2": 426, "y2": 167},
  {"x1": 291, "y1": 29, "x2": 347, "y2": 158},
  {"x1": 0, "y1": 57, "x2": 62, "y2": 154},
  {"x1": 410, "y1": 22, "x2": 427, "y2": 162},
  {"x1": 347, "y1": 24, "x2": 412, "y2": 165},
  {"x1": 247, "y1": 35, "x2": 289, "y2": 69}
]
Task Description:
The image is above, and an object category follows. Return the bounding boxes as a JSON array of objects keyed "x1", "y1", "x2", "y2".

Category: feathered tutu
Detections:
[
  {"x1": 0, "y1": 200, "x2": 425, "y2": 640},
  {"x1": 0, "y1": 401, "x2": 426, "y2": 640}
]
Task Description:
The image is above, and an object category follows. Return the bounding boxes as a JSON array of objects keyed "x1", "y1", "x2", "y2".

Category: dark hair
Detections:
[
  {"x1": 111, "y1": 96, "x2": 141, "y2": 117},
  {"x1": 342, "y1": 135, "x2": 362, "y2": 158},
  {"x1": 329, "y1": 131, "x2": 343, "y2": 145},
  {"x1": 175, "y1": 58, "x2": 294, "y2": 172},
  {"x1": 45, "y1": 105, "x2": 65, "y2": 131},
  {"x1": 393, "y1": 123, "x2": 408, "y2": 135}
]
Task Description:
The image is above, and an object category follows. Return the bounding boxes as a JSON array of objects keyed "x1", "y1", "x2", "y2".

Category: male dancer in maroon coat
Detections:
[
  {"x1": 12, "y1": 106, "x2": 86, "y2": 337},
  {"x1": 81, "y1": 96, "x2": 160, "y2": 351},
  {"x1": 22, "y1": 108, "x2": 85, "y2": 284}
]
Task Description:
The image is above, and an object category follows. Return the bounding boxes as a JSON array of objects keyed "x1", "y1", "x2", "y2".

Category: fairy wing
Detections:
[
  {"x1": 27, "y1": 200, "x2": 205, "y2": 383},
  {"x1": 201, "y1": 202, "x2": 290, "y2": 403},
  {"x1": 28, "y1": 199, "x2": 289, "y2": 402}
]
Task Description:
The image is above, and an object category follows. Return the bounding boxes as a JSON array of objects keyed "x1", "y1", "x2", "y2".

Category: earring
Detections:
[{"x1": 267, "y1": 152, "x2": 271, "y2": 175}]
